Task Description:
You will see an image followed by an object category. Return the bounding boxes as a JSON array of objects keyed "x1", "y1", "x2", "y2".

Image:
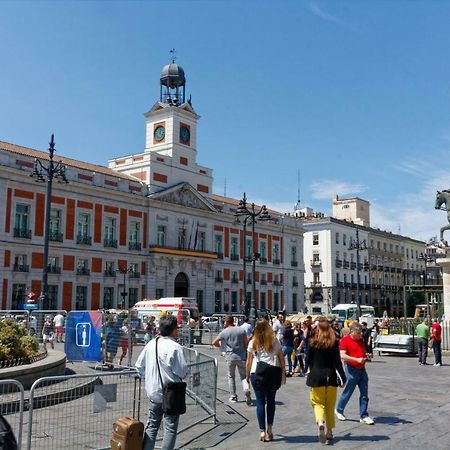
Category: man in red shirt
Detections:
[
  {"x1": 335, "y1": 322, "x2": 374, "y2": 425},
  {"x1": 431, "y1": 318, "x2": 442, "y2": 367}
]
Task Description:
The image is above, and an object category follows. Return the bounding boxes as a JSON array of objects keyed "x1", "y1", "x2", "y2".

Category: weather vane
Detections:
[{"x1": 170, "y1": 48, "x2": 176, "y2": 63}]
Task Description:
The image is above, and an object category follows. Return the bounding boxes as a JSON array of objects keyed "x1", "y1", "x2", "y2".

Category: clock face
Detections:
[
  {"x1": 154, "y1": 125, "x2": 165, "y2": 142},
  {"x1": 180, "y1": 126, "x2": 190, "y2": 144}
]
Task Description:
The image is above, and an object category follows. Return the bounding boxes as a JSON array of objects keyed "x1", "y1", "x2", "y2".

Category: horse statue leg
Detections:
[{"x1": 441, "y1": 215, "x2": 450, "y2": 246}]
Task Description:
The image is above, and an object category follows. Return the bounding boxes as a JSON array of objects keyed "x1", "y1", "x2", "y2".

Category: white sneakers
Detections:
[
  {"x1": 360, "y1": 416, "x2": 375, "y2": 425},
  {"x1": 335, "y1": 410, "x2": 375, "y2": 425},
  {"x1": 229, "y1": 395, "x2": 237, "y2": 403}
]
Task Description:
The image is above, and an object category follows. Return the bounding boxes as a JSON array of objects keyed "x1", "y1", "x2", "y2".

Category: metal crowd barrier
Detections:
[
  {"x1": 26, "y1": 369, "x2": 140, "y2": 450},
  {"x1": 0, "y1": 379, "x2": 25, "y2": 449},
  {"x1": 441, "y1": 321, "x2": 450, "y2": 351}
]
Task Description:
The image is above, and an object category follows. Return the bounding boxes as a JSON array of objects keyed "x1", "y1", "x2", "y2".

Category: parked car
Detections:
[{"x1": 201, "y1": 316, "x2": 220, "y2": 332}]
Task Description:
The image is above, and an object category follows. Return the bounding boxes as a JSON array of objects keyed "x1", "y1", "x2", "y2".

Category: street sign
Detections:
[
  {"x1": 21, "y1": 303, "x2": 38, "y2": 310},
  {"x1": 65, "y1": 311, "x2": 103, "y2": 362}
]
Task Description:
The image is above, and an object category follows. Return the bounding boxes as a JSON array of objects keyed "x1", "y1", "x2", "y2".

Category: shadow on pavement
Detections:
[
  {"x1": 374, "y1": 415, "x2": 413, "y2": 425},
  {"x1": 275, "y1": 434, "x2": 319, "y2": 444},
  {"x1": 335, "y1": 433, "x2": 390, "y2": 443}
]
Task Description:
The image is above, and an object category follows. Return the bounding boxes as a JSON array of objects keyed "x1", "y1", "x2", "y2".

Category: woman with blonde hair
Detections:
[
  {"x1": 246, "y1": 319, "x2": 286, "y2": 442},
  {"x1": 306, "y1": 317, "x2": 346, "y2": 445}
]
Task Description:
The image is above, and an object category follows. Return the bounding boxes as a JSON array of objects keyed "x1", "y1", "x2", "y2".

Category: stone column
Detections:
[{"x1": 437, "y1": 250, "x2": 450, "y2": 320}]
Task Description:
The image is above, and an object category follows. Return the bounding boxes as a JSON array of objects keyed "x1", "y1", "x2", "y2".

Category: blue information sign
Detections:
[
  {"x1": 21, "y1": 303, "x2": 38, "y2": 310},
  {"x1": 65, "y1": 311, "x2": 103, "y2": 362}
]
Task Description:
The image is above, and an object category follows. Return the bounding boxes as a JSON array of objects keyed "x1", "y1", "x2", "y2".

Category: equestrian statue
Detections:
[{"x1": 435, "y1": 190, "x2": 450, "y2": 246}]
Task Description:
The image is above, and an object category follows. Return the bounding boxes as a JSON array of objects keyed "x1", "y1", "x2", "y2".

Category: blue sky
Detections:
[{"x1": 1, "y1": 0, "x2": 450, "y2": 242}]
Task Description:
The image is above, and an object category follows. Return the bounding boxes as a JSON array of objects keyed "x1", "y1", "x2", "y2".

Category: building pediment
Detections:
[
  {"x1": 150, "y1": 182, "x2": 216, "y2": 212},
  {"x1": 144, "y1": 102, "x2": 199, "y2": 119}
]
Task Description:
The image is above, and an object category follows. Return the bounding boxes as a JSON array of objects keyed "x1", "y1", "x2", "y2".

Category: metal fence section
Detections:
[
  {"x1": 442, "y1": 321, "x2": 450, "y2": 350},
  {"x1": 26, "y1": 369, "x2": 141, "y2": 450},
  {"x1": 0, "y1": 379, "x2": 25, "y2": 449}
]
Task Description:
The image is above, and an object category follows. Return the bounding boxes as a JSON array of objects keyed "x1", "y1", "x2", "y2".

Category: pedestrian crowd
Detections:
[{"x1": 212, "y1": 312, "x2": 378, "y2": 445}]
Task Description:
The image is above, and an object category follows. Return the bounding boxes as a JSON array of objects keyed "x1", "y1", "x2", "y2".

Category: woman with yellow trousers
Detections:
[{"x1": 306, "y1": 317, "x2": 346, "y2": 445}]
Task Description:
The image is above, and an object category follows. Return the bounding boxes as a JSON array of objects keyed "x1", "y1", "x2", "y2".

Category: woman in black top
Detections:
[
  {"x1": 306, "y1": 317, "x2": 346, "y2": 445},
  {"x1": 280, "y1": 320, "x2": 295, "y2": 376}
]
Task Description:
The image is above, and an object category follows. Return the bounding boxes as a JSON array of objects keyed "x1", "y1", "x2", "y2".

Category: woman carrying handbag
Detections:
[
  {"x1": 245, "y1": 319, "x2": 286, "y2": 443},
  {"x1": 306, "y1": 317, "x2": 346, "y2": 445}
]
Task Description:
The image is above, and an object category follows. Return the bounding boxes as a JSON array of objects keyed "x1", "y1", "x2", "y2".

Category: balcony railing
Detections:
[
  {"x1": 311, "y1": 260, "x2": 321, "y2": 267},
  {"x1": 47, "y1": 266, "x2": 61, "y2": 274},
  {"x1": 335, "y1": 259, "x2": 342, "y2": 268},
  {"x1": 292, "y1": 281, "x2": 299, "y2": 287},
  {"x1": 13, "y1": 228, "x2": 31, "y2": 239},
  {"x1": 310, "y1": 282, "x2": 322, "y2": 288},
  {"x1": 351, "y1": 262, "x2": 357, "y2": 270},
  {"x1": 231, "y1": 278, "x2": 239, "y2": 284},
  {"x1": 129, "y1": 272, "x2": 141, "y2": 278},
  {"x1": 104, "y1": 269, "x2": 116, "y2": 277},
  {"x1": 128, "y1": 242, "x2": 142, "y2": 251},
  {"x1": 13, "y1": 264, "x2": 29, "y2": 272},
  {"x1": 377, "y1": 265, "x2": 384, "y2": 271},
  {"x1": 363, "y1": 264, "x2": 370, "y2": 271},
  {"x1": 76, "y1": 234, "x2": 92, "y2": 245},
  {"x1": 104, "y1": 238, "x2": 118, "y2": 248},
  {"x1": 273, "y1": 280, "x2": 281, "y2": 286},
  {"x1": 337, "y1": 281, "x2": 344, "y2": 288},
  {"x1": 230, "y1": 254, "x2": 239, "y2": 261},
  {"x1": 246, "y1": 279, "x2": 252, "y2": 285},
  {"x1": 343, "y1": 261, "x2": 350, "y2": 269},
  {"x1": 49, "y1": 231, "x2": 63, "y2": 242},
  {"x1": 244, "y1": 256, "x2": 252, "y2": 262},
  {"x1": 260, "y1": 279, "x2": 267, "y2": 285},
  {"x1": 215, "y1": 276, "x2": 223, "y2": 283},
  {"x1": 273, "y1": 259, "x2": 280, "y2": 265},
  {"x1": 291, "y1": 260, "x2": 298, "y2": 267},
  {"x1": 216, "y1": 252, "x2": 224, "y2": 260},
  {"x1": 260, "y1": 257, "x2": 267, "y2": 264},
  {"x1": 77, "y1": 267, "x2": 91, "y2": 276}
]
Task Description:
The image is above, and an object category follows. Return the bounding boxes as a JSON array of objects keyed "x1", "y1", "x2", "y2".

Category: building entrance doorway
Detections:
[{"x1": 174, "y1": 272, "x2": 189, "y2": 297}]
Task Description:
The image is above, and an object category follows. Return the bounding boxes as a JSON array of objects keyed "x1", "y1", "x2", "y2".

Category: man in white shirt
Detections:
[
  {"x1": 272, "y1": 312, "x2": 285, "y2": 341},
  {"x1": 53, "y1": 313, "x2": 65, "y2": 343},
  {"x1": 240, "y1": 316, "x2": 253, "y2": 338},
  {"x1": 136, "y1": 315, "x2": 188, "y2": 450}
]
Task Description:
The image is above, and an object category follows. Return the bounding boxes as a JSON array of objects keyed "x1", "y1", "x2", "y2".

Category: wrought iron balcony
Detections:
[
  {"x1": 104, "y1": 269, "x2": 116, "y2": 277},
  {"x1": 49, "y1": 231, "x2": 63, "y2": 242},
  {"x1": 216, "y1": 252, "x2": 224, "y2": 260},
  {"x1": 377, "y1": 265, "x2": 384, "y2": 271},
  {"x1": 246, "y1": 279, "x2": 252, "y2": 285},
  {"x1": 343, "y1": 261, "x2": 350, "y2": 269},
  {"x1": 129, "y1": 271, "x2": 141, "y2": 278},
  {"x1": 337, "y1": 281, "x2": 344, "y2": 288},
  {"x1": 77, "y1": 267, "x2": 91, "y2": 276},
  {"x1": 335, "y1": 259, "x2": 342, "y2": 268},
  {"x1": 47, "y1": 265, "x2": 61, "y2": 274},
  {"x1": 260, "y1": 257, "x2": 267, "y2": 264},
  {"x1": 104, "y1": 238, "x2": 118, "y2": 248},
  {"x1": 13, "y1": 228, "x2": 31, "y2": 239},
  {"x1": 291, "y1": 260, "x2": 298, "y2": 267},
  {"x1": 215, "y1": 276, "x2": 223, "y2": 283},
  {"x1": 231, "y1": 278, "x2": 239, "y2": 284},
  {"x1": 292, "y1": 281, "x2": 299, "y2": 287},
  {"x1": 128, "y1": 242, "x2": 142, "y2": 251},
  {"x1": 351, "y1": 262, "x2": 357, "y2": 270},
  {"x1": 230, "y1": 254, "x2": 239, "y2": 261},
  {"x1": 260, "y1": 279, "x2": 267, "y2": 285},
  {"x1": 273, "y1": 280, "x2": 281, "y2": 286},
  {"x1": 273, "y1": 259, "x2": 280, "y2": 265},
  {"x1": 13, "y1": 264, "x2": 29, "y2": 272},
  {"x1": 311, "y1": 259, "x2": 321, "y2": 267},
  {"x1": 76, "y1": 234, "x2": 92, "y2": 245},
  {"x1": 310, "y1": 282, "x2": 322, "y2": 288}
]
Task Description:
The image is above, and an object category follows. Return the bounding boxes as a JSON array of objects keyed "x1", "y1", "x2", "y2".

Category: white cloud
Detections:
[
  {"x1": 309, "y1": 179, "x2": 365, "y2": 200},
  {"x1": 307, "y1": 2, "x2": 345, "y2": 26}
]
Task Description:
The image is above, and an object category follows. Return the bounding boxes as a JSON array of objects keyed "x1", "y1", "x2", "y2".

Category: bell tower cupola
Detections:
[{"x1": 160, "y1": 53, "x2": 186, "y2": 106}]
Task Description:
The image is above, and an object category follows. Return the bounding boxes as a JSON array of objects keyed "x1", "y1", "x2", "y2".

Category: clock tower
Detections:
[{"x1": 109, "y1": 59, "x2": 213, "y2": 195}]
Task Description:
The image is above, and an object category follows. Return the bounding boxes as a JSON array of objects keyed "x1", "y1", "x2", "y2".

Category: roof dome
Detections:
[{"x1": 160, "y1": 63, "x2": 186, "y2": 89}]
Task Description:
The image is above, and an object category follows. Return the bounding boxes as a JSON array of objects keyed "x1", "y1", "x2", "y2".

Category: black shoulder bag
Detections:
[
  {"x1": 253, "y1": 349, "x2": 282, "y2": 393},
  {"x1": 155, "y1": 337, "x2": 187, "y2": 415}
]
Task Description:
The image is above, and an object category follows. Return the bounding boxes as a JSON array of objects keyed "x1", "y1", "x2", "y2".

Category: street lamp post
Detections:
[
  {"x1": 418, "y1": 253, "x2": 434, "y2": 320},
  {"x1": 30, "y1": 135, "x2": 68, "y2": 310},
  {"x1": 234, "y1": 193, "x2": 271, "y2": 326},
  {"x1": 118, "y1": 265, "x2": 135, "y2": 367},
  {"x1": 348, "y1": 228, "x2": 367, "y2": 320}
]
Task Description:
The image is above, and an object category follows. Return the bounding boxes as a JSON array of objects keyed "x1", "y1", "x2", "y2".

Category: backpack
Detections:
[{"x1": 0, "y1": 414, "x2": 18, "y2": 450}]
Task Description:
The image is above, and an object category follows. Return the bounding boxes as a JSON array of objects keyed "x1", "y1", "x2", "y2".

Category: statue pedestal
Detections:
[{"x1": 437, "y1": 249, "x2": 450, "y2": 320}]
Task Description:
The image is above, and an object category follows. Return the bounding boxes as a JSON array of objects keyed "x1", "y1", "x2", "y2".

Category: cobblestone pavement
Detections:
[{"x1": 197, "y1": 345, "x2": 450, "y2": 450}]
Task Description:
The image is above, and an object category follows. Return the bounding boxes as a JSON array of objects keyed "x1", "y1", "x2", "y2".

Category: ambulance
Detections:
[{"x1": 132, "y1": 297, "x2": 199, "y2": 327}]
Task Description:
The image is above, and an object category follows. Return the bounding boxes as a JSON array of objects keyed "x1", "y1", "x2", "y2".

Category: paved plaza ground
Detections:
[
  {"x1": 186, "y1": 344, "x2": 450, "y2": 450},
  {"x1": 18, "y1": 341, "x2": 450, "y2": 449}
]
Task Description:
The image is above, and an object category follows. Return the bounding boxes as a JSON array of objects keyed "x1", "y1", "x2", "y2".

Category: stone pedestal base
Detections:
[{"x1": 437, "y1": 250, "x2": 450, "y2": 320}]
